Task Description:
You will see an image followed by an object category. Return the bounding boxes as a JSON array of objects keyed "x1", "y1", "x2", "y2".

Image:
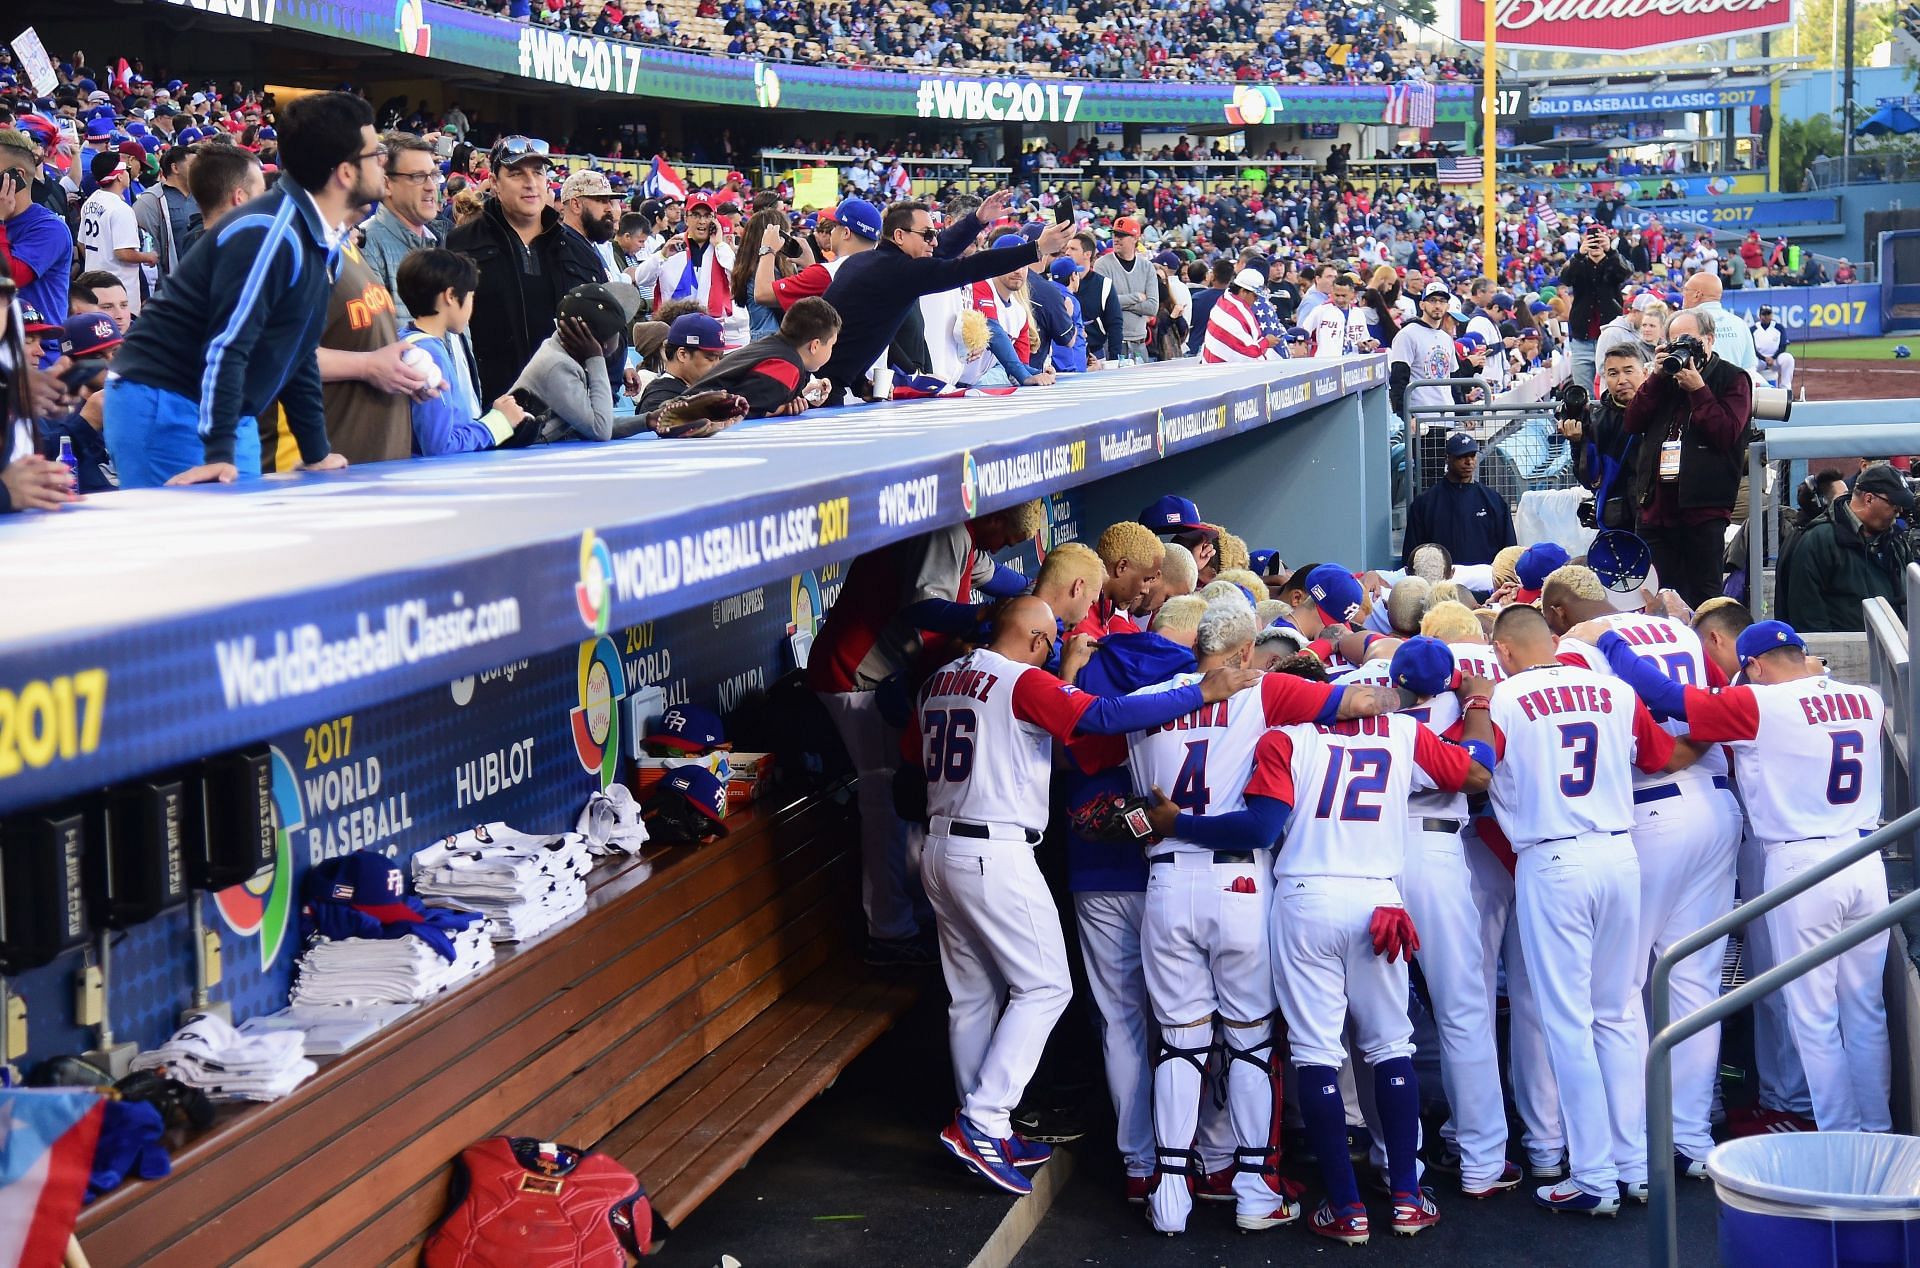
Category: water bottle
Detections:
[{"x1": 56, "y1": 436, "x2": 78, "y2": 492}]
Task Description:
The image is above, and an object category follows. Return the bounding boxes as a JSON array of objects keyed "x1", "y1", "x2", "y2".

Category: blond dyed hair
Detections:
[
  {"x1": 1152, "y1": 595, "x2": 1209, "y2": 640},
  {"x1": 1215, "y1": 529, "x2": 1250, "y2": 572},
  {"x1": 1544, "y1": 563, "x2": 1608, "y2": 603},
  {"x1": 1035, "y1": 542, "x2": 1104, "y2": 593},
  {"x1": 1420, "y1": 600, "x2": 1484, "y2": 643},
  {"x1": 1095, "y1": 521, "x2": 1166, "y2": 571}
]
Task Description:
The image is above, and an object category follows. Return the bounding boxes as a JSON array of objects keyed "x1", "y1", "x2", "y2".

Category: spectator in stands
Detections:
[
  {"x1": 1559, "y1": 223, "x2": 1631, "y2": 398},
  {"x1": 1025, "y1": 249, "x2": 1080, "y2": 374},
  {"x1": 1402, "y1": 432, "x2": 1515, "y2": 568},
  {"x1": 40, "y1": 311, "x2": 123, "y2": 493},
  {"x1": 1067, "y1": 232, "x2": 1121, "y2": 365},
  {"x1": 1294, "y1": 261, "x2": 1337, "y2": 324},
  {"x1": 980, "y1": 235, "x2": 1057, "y2": 388},
  {"x1": 761, "y1": 197, "x2": 875, "y2": 312},
  {"x1": 636, "y1": 313, "x2": 727, "y2": 412},
  {"x1": 1834, "y1": 257, "x2": 1858, "y2": 283},
  {"x1": 1198, "y1": 267, "x2": 1273, "y2": 364},
  {"x1": 632, "y1": 193, "x2": 736, "y2": 337},
  {"x1": 689, "y1": 295, "x2": 840, "y2": 417},
  {"x1": 1777, "y1": 464, "x2": 1916, "y2": 632},
  {"x1": 1044, "y1": 257, "x2": 1091, "y2": 374},
  {"x1": 1186, "y1": 258, "x2": 1234, "y2": 357},
  {"x1": 1681, "y1": 270, "x2": 1756, "y2": 373},
  {"x1": 360, "y1": 132, "x2": 445, "y2": 320},
  {"x1": 734, "y1": 209, "x2": 808, "y2": 338},
  {"x1": 1093, "y1": 216, "x2": 1156, "y2": 360},
  {"x1": 1622, "y1": 309, "x2": 1750, "y2": 606},
  {"x1": 132, "y1": 144, "x2": 196, "y2": 295},
  {"x1": 449, "y1": 136, "x2": 602, "y2": 403},
  {"x1": 513, "y1": 282, "x2": 633, "y2": 442},
  {"x1": 0, "y1": 128, "x2": 75, "y2": 357},
  {"x1": 557, "y1": 169, "x2": 620, "y2": 283},
  {"x1": 395, "y1": 248, "x2": 530, "y2": 455},
  {"x1": 185, "y1": 142, "x2": 265, "y2": 236},
  {"x1": 69, "y1": 270, "x2": 133, "y2": 334},
  {"x1": 102, "y1": 91, "x2": 372, "y2": 488},
  {"x1": 0, "y1": 278, "x2": 81, "y2": 514}
]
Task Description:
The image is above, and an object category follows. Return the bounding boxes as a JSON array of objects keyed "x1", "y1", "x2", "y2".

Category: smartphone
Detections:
[
  {"x1": 1054, "y1": 194, "x2": 1074, "y2": 225},
  {"x1": 60, "y1": 359, "x2": 108, "y2": 391}
]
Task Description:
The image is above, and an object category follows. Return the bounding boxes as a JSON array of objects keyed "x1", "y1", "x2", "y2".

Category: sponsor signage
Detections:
[
  {"x1": 1520, "y1": 172, "x2": 1769, "y2": 199},
  {"x1": 1719, "y1": 284, "x2": 1882, "y2": 341},
  {"x1": 1460, "y1": 0, "x2": 1795, "y2": 53},
  {"x1": 1616, "y1": 197, "x2": 1840, "y2": 231},
  {"x1": 1531, "y1": 84, "x2": 1765, "y2": 117}
]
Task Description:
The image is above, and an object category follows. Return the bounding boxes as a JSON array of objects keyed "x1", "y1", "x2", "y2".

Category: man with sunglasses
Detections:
[
  {"x1": 1776, "y1": 463, "x2": 1917, "y2": 633},
  {"x1": 102, "y1": 91, "x2": 372, "y2": 487}
]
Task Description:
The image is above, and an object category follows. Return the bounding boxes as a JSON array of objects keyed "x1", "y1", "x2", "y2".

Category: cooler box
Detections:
[{"x1": 1709, "y1": 1132, "x2": 1920, "y2": 1268}]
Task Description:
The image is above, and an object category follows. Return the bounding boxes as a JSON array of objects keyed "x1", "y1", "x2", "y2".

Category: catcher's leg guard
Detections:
[
  {"x1": 1147, "y1": 1018, "x2": 1212, "y2": 1235},
  {"x1": 1222, "y1": 1015, "x2": 1294, "y2": 1214}
]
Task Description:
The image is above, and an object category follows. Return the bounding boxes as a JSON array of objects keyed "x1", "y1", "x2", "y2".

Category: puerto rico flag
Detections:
[
  {"x1": 0, "y1": 1089, "x2": 105, "y2": 1268},
  {"x1": 641, "y1": 155, "x2": 687, "y2": 201}
]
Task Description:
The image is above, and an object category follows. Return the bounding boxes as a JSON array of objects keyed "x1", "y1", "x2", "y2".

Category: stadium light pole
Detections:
[{"x1": 1482, "y1": 0, "x2": 1498, "y2": 280}]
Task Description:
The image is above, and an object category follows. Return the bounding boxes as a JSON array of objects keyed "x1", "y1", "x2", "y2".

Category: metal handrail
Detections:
[{"x1": 1646, "y1": 804, "x2": 1920, "y2": 1267}]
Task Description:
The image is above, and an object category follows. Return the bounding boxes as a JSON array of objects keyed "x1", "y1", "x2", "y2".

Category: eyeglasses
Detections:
[
  {"x1": 354, "y1": 145, "x2": 389, "y2": 164},
  {"x1": 387, "y1": 168, "x2": 437, "y2": 185},
  {"x1": 905, "y1": 228, "x2": 938, "y2": 243}
]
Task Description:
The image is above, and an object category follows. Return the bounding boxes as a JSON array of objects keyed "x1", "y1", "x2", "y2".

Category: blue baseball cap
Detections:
[
  {"x1": 311, "y1": 850, "x2": 429, "y2": 925},
  {"x1": 175, "y1": 126, "x2": 202, "y2": 145},
  {"x1": 1390, "y1": 636, "x2": 1458, "y2": 697},
  {"x1": 1455, "y1": 331, "x2": 1486, "y2": 351},
  {"x1": 833, "y1": 196, "x2": 881, "y2": 241},
  {"x1": 1492, "y1": 292, "x2": 1516, "y2": 309},
  {"x1": 1444, "y1": 431, "x2": 1480, "y2": 458},
  {"x1": 258, "y1": 125, "x2": 276, "y2": 141},
  {"x1": 1588, "y1": 530, "x2": 1653, "y2": 595},
  {"x1": 1304, "y1": 564, "x2": 1365, "y2": 626},
  {"x1": 1529, "y1": 300, "x2": 1552, "y2": 314},
  {"x1": 1514, "y1": 542, "x2": 1570, "y2": 600},
  {"x1": 85, "y1": 116, "x2": 113, "y2": 139},
  {"x1": 1248, "y1": 548, "x2": 1281, "y2": 576},
  {"x1": 1141, "y1": 494, "x2": 1204, "y2": 534},
  {"x1": 1048, "y1": 256, "x2": 1083, "y2": 282},
  {"x1": 662, "y1": 765, "x2": 731, "y2": 831},
  {"x1": 992, "y1": 232, "x2": 1028, "y2": 251},
  {"x1": 665, "y1": 313, "x2": 725, "y2": 352},
  {"x1": 1735, "y1": 620, "x2": 1807, "y2": 667},
  {"x1": 647, "y1": 703, "x2": 727, "y2": 751},
  {"x1": 1285, "y1": 326, "x2": 1310, "y2": 341}
]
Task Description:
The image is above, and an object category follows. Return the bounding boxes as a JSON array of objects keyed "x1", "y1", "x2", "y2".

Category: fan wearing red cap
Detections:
[
  {"x1": 77, "y1": 151, "x2": 156, "y2": 319},
  {"x1": 633, "y1": 193, "x2": 735, "y2": 333}
]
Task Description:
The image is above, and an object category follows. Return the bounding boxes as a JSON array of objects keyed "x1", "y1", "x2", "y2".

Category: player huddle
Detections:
[{"x1": 813, "y1": 492, "x2": 1891, "y2": 1245}]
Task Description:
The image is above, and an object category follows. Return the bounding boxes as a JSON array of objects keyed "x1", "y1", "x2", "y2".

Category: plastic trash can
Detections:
[{"x1": 1708, "y1": 1133, "x2": 1920, "y2": 1267}]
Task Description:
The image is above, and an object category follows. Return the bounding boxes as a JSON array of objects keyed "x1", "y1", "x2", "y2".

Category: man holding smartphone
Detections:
[{"x1": 1559, "y1": 222, "x2": 1632, "y2": 392}]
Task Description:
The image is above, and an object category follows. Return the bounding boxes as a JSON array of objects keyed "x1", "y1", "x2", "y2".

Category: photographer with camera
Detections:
[
  {"x1": 1560, "y1": 345, "x2": 1649, "y2": 532},
  {"x1": 1559, "y1": 221, "x2": 1633, "y2": 396},
  {"x1": 1621, "y1": 310, "x2": 1751, "y2": 607}
]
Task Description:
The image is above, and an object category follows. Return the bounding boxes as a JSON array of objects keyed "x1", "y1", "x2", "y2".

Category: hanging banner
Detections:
[{"x1": 1459, "y1": 0, "x2": 1796, "y2": 54}]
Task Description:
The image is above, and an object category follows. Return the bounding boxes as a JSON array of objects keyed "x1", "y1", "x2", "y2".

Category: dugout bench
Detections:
[{"x1": 75, "y1": 790, "x2": 914, "y2": 1265}]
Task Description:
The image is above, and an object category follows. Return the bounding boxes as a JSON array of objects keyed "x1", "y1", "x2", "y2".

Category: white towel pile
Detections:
[
  {"x1": 411, "y1": 822, "x2": 595, "y2": 942},
  {"x1": 130, "y1": 1012, "x2": 317, "y2": 1102},
  {"x1": 290, "y1": 923, "x2": 495, "y2": 1007}
]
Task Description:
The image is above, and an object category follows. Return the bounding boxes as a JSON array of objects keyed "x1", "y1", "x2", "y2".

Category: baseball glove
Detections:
[
  {"x1": 651, "y1": 390, "x2": 749, "y2": 439},
  {"x1": 1070, "y1": 791, "x2": 1157, "y2": 843}
]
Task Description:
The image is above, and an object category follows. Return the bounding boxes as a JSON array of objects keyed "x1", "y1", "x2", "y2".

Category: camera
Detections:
[
  {"x1": 1555, "y1": 382, "x2": 1590, "y2": 423},
  {"x1": 1658, "y1": 334, "x2": 1707, "y2": 377}
]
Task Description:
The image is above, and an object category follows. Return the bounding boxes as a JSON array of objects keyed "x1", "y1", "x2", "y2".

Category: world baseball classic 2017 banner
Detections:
[
  {"x1": 1460, "y1": 0, "x2": 1795, "y2": 53},
  {"x1": 1720, "y1": 284, "x2": 1882, "y2": 342},
  {"x1": 158, "y1": 0, "x2": 1473, "y2": 124}
]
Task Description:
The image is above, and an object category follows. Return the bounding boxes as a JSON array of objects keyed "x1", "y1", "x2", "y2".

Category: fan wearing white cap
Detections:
[
  {"x1": 78, "y1": 150, "x2": 154, "y2": 316},
  {"x1": 1199, "y1": 268, "x2": 1275, "y2": 364}
]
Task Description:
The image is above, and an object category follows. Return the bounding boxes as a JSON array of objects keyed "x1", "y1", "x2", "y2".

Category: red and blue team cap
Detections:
[
  {"x1": 316, "y1": 849, "x2": 431, "y2": 925},
  {"x1": 61, "y1": 312, "x2": 123, "y2": 357},
  {"x1": 1390, "y1": 636, "x2": 1459, "y2": 697},
  {"x1": 663, "y1": 765, "x2": 731, "y2": 830},
  {"x1": 1587, "y1": 529, "x2": 1652, "y2": 595},
  {"x1": 1304, "y1": 564, "x2": 1364, "y2": 626},
  {"x1": 1513, "y1": 542, "x2": 1570, "y2": 603},
  {"x1": 1249, "y1": 548, "x2": 1282, "y2": 576},
  {"x1": 1735, "y1": 620, "x2": 1806, "y2": 667},
  {"x1": 1141, "y1": 494, "x2": 1205, "y2": 533},
  {"x1": 646, "y1": 703, "x2": 727, "y2": 752}
]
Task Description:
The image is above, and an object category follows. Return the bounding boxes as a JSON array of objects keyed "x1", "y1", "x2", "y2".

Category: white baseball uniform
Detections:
[
  {"x1": 1115, "y1": 671, "x2": 1340, "y2": 1232},
  {"x1": 1310, "y1": 300, "x2": 1372, "y2": 358},
  {"x1": 1489, "y1": 663, "x2": 1677, "y2": 1197},
  {"x1": 1344, "y1": 656, "x2": 1510, "y2": 1189},
  {"x1": 1559, "y1": 616, "x2": 1744, "y2": 1162},
  {"x1": 1680, "y1": 675, "x2": 1890, "y2": 1132},
  {"x1": 1750, "y1": 320, "x2": 1794, "y2": 389}
]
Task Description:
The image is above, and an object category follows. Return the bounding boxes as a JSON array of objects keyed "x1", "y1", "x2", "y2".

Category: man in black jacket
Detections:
[
  {"x1": 1558, "y1": 223, "x2": 1632, "y2": 397},
  {"x1": 1777, "y1": 464, "x2": 1917, "y2": 632},
  {"x1": 1563, "y1": 344, "x2": 1648, "y2": 530},
  {"x1": 446, "y1": 137, "x2": 603, "y2": 403},
  {"x1": 821, "y1": 193, "x2": 1071, "y2": 402}
]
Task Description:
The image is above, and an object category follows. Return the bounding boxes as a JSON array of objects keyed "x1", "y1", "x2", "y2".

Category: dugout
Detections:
[{"x1": 0, "y1": 356, "x2": 1390, "y2": 1263}]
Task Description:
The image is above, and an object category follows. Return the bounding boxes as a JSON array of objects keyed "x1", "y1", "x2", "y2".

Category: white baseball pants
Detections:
[
  {"x1": 1739, "y1": 829, "x2": 1812, "y2": 1115},
  {"x1": 1271, "y1": 876, "x2": 1417, "y2": 1070},
  {"x1": 817, "y1": 689, "x2": 920, "y2": 941},
  {"x1": 1763, "y1": 837, "x2": 1892, "y2": 1133},
  {"x1": 1516, "y1": 833, "x2": 1648, "y2": 1197},
  {"x1": 921, "y1": 832, "x2": 1071, "y2": 1139},
  {"x1": 1630, "y1": 778, "x2": 1742, "y2": 1161},
  {"x1": 1466, "y1": 826, "x2": 1564, "y2": 1169},
  {"x1": 1073, "y1": 890, "x2": 1154, "y2": 1178}
]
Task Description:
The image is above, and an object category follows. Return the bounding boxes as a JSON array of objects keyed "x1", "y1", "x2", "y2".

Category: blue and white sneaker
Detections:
[
  {"x1": 1534, "y1": 1180, "x2": 1621, "y2": 1216},
  {"x1": 939, "y1": 1113, "x2": 1033, "y2": 1196},
  {"x1": 1677, "y1": 1151, "x2": 1710, "y2": 1181},
  {"x1": 1620, "y1": 1179, "x2": 1650, "y2": 1205},
  {"x1": 1006, "y1": 1133, "x2": 1052, "y2": 1170}
]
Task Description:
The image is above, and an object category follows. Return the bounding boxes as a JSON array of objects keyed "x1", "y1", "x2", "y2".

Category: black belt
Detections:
[
  {"x1": 1419, "y1": 818, "x2": 1465, "y2": 834},
  {"x1": 1634, "y1": 774, "x2": 1732, "y2": 805},
  {"x1": 1148, "y1": 851, "x2": 1255, "y2": 865},
  {"x1": 947, "y1": 820, "x2": 1043, "y2": 845}
]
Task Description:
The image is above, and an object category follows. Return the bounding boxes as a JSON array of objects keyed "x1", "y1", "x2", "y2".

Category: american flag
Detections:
[
  {"x1": 1535, "y1": 202, "x2": 1561, "y2": 234},
  {"x1": 1437, "y1": 155, "x2": 1484, "y2": 185}
]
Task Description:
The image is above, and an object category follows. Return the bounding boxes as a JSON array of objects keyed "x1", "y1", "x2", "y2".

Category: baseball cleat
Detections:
[
  {"x1": 1529, "y1": 1154, "x2": 1569, "y2": 1181},
  {"x1": 1620, "y1": 1179, "x2": 1650, "y2": 1205},
  {"x1": 1462, "y1": 1161, "x2": 1525, "y2": 1198},
  {"x1": 1391, "y1": 1188, "x2": 1442, "y2": 1235},
  {"x1": 1676, "y1": 1152, "x2": 1710, "y2": 1181},
  {"x1": 1427, "y1": 1144, "x2": 1464, "y2": 1174},
  {"x1": 1309, "y1": 1200, "x2": 1370, "y2": 1245},
  {"x1": 1125, "y1": 1175, "x2": 1152, "y2": 1205},
  {"x1": 1534, "y1": 1180, "x2": 1621, "y2": 1216},
  {"x1": 1726, "y1": 1106, "x2": 1815, "y2": 1137},
  {"x1": 1005, "y1": 1133, "x2": 1052, "y2": 1170},
  {"x1": 1195, "y1": 1166, "x2": 1236, "y2": 1203},
  {"x1": 1235, "y1": 1194, "x2": 1303, "y2": 1232},
  {"x1": 939, "y1": 1114, "x2": 1032, "y2": 1196},
  {"x1": 1010, "y1": 1105, "x2": 1085, "y2": 1144},
  {"x1": 866, "y1": 934, "x2": 938, "y2": 968}
]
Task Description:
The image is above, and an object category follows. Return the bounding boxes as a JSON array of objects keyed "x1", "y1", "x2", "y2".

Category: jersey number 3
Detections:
[
  {"x1": 1558, "y1": 721, "x2": 1598, "y2": 797},
  {"x1": 922, "y1": 708, "x2": 976, "y2": 783}
]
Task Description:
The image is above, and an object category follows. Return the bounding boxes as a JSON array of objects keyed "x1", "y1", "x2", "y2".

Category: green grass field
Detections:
[{"x1": 1797, "y1": 336, "x2": 1913, "y2": 360}]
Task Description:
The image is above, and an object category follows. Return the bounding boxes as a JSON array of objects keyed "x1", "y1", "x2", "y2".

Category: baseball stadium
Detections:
[{"x1": 3, "y1": 0, "x2": 1920, "y2": 1263}]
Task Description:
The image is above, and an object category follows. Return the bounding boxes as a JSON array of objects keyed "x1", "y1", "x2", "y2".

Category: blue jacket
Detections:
[
  {"x1": 398, "y1": 324, "x2": 514, "y2": 456},
  {"x1": 110, "y1": 182, "x2": 334, "y2": 467}
]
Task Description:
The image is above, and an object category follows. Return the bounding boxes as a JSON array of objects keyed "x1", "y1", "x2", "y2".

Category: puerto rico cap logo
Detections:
[{"x1": 577, "y1": 529, "x2": 612, "y2": 634}]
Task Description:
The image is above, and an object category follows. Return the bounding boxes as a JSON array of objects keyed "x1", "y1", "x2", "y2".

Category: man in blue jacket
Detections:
[{"x1": 103, "y1": 91, "x2": 375, "y2": 487}]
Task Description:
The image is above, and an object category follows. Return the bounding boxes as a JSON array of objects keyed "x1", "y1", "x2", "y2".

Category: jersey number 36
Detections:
[{"x1": 922, "y1": 708, "x2": 977, "y2": 783}]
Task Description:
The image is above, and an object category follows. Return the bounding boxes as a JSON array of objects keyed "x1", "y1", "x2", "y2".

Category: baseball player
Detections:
[
  {"x1": 1544, "y1": 564, "x2": 1744, "y2": 1176},
  {"x1": 1075, "y1": 521, "x2": 1165, "y2": 639},
  {"x1": 1750, "y1": 306, "x2": 1794, "y2": 390},
  {"x1": 1484, "y1": 603, "x2": 1699, "y2": 1214},
  {"x1": 1344, "y1": 625, "x2": 1520, "y2": 1200},
  {"x1": 1572, "y1": 618, "x2": 1891, "y2": 1133},
  {"x1": 809, "y1": 502, "x2": 1042, "y2": 964},
  {"x1": 1308, "y1": 272, "x2": 1376, "y2": 359},
  {"x1": 910, "y1": 597, "x2": 1261, "y2": 1197},
  {"x1": 1081, "y1": 602, "x2": 1405, "y2": 1235}
]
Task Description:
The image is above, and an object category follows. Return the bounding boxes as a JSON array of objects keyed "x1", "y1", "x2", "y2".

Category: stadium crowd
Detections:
[{"x1": 0, "y1": 58, "x2": 1806, "y2": 514}]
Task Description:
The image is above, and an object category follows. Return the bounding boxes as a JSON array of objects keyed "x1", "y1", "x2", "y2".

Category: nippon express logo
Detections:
[{"x1": 577, "y1": 529, "x2": 613, "y2": 634}]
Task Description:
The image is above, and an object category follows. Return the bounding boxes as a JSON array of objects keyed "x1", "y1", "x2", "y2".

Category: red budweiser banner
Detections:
[{"x1": 1460, "y1": 0, "x2": 1795, "y2": 52}]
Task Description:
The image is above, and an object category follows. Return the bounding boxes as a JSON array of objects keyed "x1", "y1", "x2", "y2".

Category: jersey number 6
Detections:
[{"x1": 922, "y1": 708, "x2": 977, "y2": 783}]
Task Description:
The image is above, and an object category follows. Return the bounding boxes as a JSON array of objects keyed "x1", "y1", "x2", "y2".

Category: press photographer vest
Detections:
[{"x1": 1630, "y1": 355, "x2": 1746, "y2": 514}]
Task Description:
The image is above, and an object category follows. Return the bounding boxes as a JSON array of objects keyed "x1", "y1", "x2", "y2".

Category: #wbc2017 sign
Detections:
[{"x1": 1460, "y1": 0, "x2": 1795, "y2": 52}]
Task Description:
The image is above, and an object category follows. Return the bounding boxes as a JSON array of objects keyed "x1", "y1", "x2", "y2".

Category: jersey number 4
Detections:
[
  {"x1": 922, "y1": 708, "x2": 976, "y2": 783},
  {"x1": 1313, "y1": 746, "x2": 1390, "y2": 822}
]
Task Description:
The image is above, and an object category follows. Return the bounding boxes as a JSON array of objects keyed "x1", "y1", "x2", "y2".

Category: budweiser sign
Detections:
[{"x1": 1460, "y1": 0, "x2": 1795, "y2": 52}]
